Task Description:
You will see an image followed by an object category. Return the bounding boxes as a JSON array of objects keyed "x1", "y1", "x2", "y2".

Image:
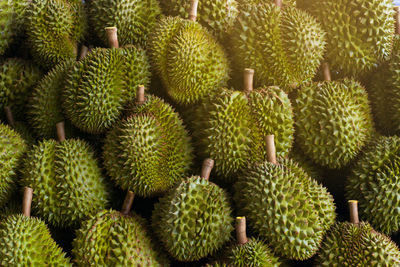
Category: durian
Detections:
[{"x1": 152, "y1": 159, "x2": 234, "y2": 261}]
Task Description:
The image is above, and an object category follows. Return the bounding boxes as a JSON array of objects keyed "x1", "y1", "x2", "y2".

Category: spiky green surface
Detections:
[
  {"x1": 21, "y1": 139, "x2": 109, "y2": 228},
  {"x1": 0, "y1": 58, "x2": 42, "y2": 121},
  {"x1": 73, "y1": 210, "x2": 168, "y2": 266},
  {"x1": 234, "y1": 158, "x2": 336, "y2": 260},
  {"x1": 290, "y1": 150, "x2": 324, "y2": 182},
  {"x1": 103, "y1": 95, "x2": 193, "y2": 197},
  {"x1": 298, "y1": 0, "x2": 394, "y2": 77},
  {"x1": 152, "y1": 176, "x2": 233, "y2": 261},
  {"x1": 0, "y1": 200, "x2": 20, "y2": 221},
  {"x1": 63, "y1": 47, "x2": 150, "y2": 134},
  {"x1": 28, "y1": 60, "x2": 75, "y2": 139},
  {"x1": 294, "y1": 79, "x2": 374, "y2": 169},
  {"x1": 345, "y1": 136, "x2": 400, "y2": 234},
  {"x1": 0, "y1": 124, "x2": 26, "y2": 206},
  {"x1": 315, "y1": 222, "x2": 400, "y2": 266},
  {"x1": 148, "y1": 17, "x2": 230, "y2": 105},
  {"x1": 26, "y1": 0, "x2": 87, "y2": 69},
  {"x1": 230, "y1": 2, "x2": 325, "y2": 90},
  {"x1": 193, "y1": 86, "x2": 293, "y2": 179},
  {"x1": 0, "y1": 215, "x2": 71, "y2": 266},
  {"x1": 159, "y1": 0, "x2": 238, "y2": 40}
]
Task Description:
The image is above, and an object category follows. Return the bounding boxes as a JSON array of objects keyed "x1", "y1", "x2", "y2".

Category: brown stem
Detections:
[
  {"x1": 322, "y1": 62, "x2": 331, "y2": 81},
  {"x1": 188, "y1": 0, "x2": 198, "y2": 21},
  {"x1": 236, "y1": 217, "x2": 248, "y2": 245},
  {"x1": 79, "y1": 45, "x2": 89, "y2": 60},
  {"x1": 136, "y1": 85, "x2": 145, "y2": 105},
  {"x1": 265, "y1": 135, "x2": 277, "y2": 165},
  {"x1": 121, "y1": 191, "x2": 135, "y2": 216},
  {"x1": 200, "y1": 158, "x2": 214, "y2": 180},
  {"x1": 4, "y1": 106, "x2": 15, "y2": 128},
  {"x1": 348, "y1": 200, "x2": 359, "y2": 224},
  {"x1": 275, "y1": 0, "x2": 283, "y2": 8},
  {"x1": 56, "y1": 121, "x2": 66, "y2": 142},
  {"x1": 243, "y1": 68, "x2": 254, "y2": 94},
  {"x1": 395, "y1": 7, "x2": 400, "y2": 35},
  {"x1": 105, "y1": 27, "x2": 119, "y2": 49},
  {"x1": 23, "y1": 187, "x2": 33, "y2": 217}
]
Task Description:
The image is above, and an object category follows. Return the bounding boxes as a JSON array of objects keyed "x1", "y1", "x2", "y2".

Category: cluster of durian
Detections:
[{"x1": 1, "y1": 0, "x2": 400, "y2": 266}]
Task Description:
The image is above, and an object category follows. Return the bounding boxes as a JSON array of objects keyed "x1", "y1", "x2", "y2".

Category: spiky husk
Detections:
[
  {"x1": 294, "y1": 79, "x2": 374, "y2": 169},
  {"x1": 26, "y1": 0, "x2": 87, "y2": 69},
  {"x1": 234, "y1": 158, "x2": 336, "y2": 260},
  {"x1": 229, "y1": 2, "x2": 325, "y2": 91},
  {"x1": 63, "y1": 47, "x2": 150, "y2": 134},
  {"x1": 103, "y1": 95, "x2": 193, "y2": 197},
  {"x1": 21, "y1": 139, "x2": 109, "y2": 228},
  {"x1": 152, "y1": 176, "x2": 234, "y2": 261},
  {"x1": 297, "y1": 0, "x2": 394, "y2": 77},
  {"x1": 0, "y1": 215, "x2": 71, "y2": 266},
  {"x1": 73, "y1": 209, "x2": 169, "y2": 266},
  {"x1": 193, "y1": 86, "x2": 294, "y2": 179},
  {"x1": 290, "y1": 149, "x2": 324, "y2": 182},
  {"x1": 315, "y1": 222, "x2": 400, "y2": 266},
  {"x1": 148, "y1": 17, "x2": 230, "y2": 105}
]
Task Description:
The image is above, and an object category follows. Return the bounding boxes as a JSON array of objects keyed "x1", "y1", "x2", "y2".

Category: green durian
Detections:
[
  {"x1": 297, "y1": 0, "x2": 395, "y2": 77},
  {"x1": 148, "y1": 16, "x2": 230, "y2": 105},
  {"x1": 86, "y1": 0, "x2": 161, "y2": 47},
  {"x1": 294, "y1": 79, "x2": 374, "y2": 169},
  {"x1": 152, "y1": 160, "x2": 234, "y2": 261},
  {"x1": 0, "y1": 214, "x2": 72, "y2": 266},
  {"x1": 103, "y1": 93, "x2": 193, "y2": 197},
  {"x1": 26, "y1": 0, "x2": 87, "y2": 69},
  {"x1": 290, "y1": 149, "x2": 324, "y2": 182},
  {"x1": 229, "y1": 2, "x2": 325, "y2": 91}
]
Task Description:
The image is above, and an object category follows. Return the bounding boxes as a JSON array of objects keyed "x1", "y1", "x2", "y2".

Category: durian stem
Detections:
[
  {"x1": 79, "y1": 45, "x2": 89, "y2": 60},
  {"x1": 105, "y1": 27, "x2": 119, "y2": 49},
  {"x1": 201, "y1": 158, "x2": 214, "y2": 180},
  {"x1": 348, "y1": 200, "x2": 359, "y2": 224},
  {"x1": 265, "y1": 135, "x2": 277, "y2": 165},
  {"x1": 23, "y1": 187, "x2": 33, "y2": 217},
  {"x1": 56, "y1": 122, "x2": 66, "y2": 142},
  {"x1": 121, "y1": 191, "x2": 135, "y2": 216},
  {"x1": 395, "y1": 7, "x2": 400, "y2": 35},
  {"x1": 322, "y1": 62, "x2": 331, "y2": 81},
  {"x1": 188, "y1": 0, "x2": 198, "y2": 21},
  {"x1": 136, "y1": 85, "x2": 145, "y2": 105},
  {"x1": 275, "y1": 0, "x2": 283, "y2": 8},
  {"x1": 4, "y1": 106, "x2": 15, "y2": 128},
  {"x1": 236, "y1": 217, "x2": 248, "y2": 245},
  {"x1": 243, "y1": 68, "x2": 254, "y2": 94}
]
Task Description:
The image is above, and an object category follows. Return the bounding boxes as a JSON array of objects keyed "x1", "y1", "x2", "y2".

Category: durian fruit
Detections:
[
  {"x1": 294, "y1": 64, "x2": 374, "y2": 169},
  {"x1": 103, "y1": 86, "x2": 193, "y2": 197},
  {"x1": 21, "y1": 122, "x2": 109, "y2": 228},
  {"x1": 159, "y1": 0, "x2": 239, "y2": 40},
  {"x1": 25, "y1": 0, "x2": 87, "y2": 69},
  {"x1": 290, "y1": 149, "x2": 324, "y2": 182},
  {"x1": 345, "y1": 135, "x2": 400, "y2": 234},
  {"x1": 148, "y1": 1, "x2": 230, "y2": 105},
  {"x1": 152, "y1": 159, "x2": 234, "y2": 261},
  {"x1": 0, "y1": 187, "x2": 72, "y2": 266},
  {"x1": 3, "y1": 107, "x2": 36, "y2": 145},
  {"x1": 315, "y1": 200, "x2": 400, "y2": 266},
  {"x1": 229, "y1": 1, "x2": 325, "y2": 91},
  {"x1": 63, "y1": 29, "x2": 151, "y2": 134},
  {"x1": 72, "y1": 192, "x2": 169, "y2": 266},
  {"x1": 193, "y1": 69, "x2": 294, "y2": 180},
  {"x1": 86, "y1": 0, "x2": 161, "y2": 47},
  {"x1": 234, "y1": 135, "x2": 336, "y2": 260},
  {"x1": 297, "y1": 0, "x2": 394, "y2": 78},
  {"x1": 0, "y1": 123, "x2": 27, "y2": 206}
]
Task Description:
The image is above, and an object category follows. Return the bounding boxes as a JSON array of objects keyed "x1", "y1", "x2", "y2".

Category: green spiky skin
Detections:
[
  {"x1": 21, "y1": 139, "x2": 109, "y2": 228},
  {"x1": 290, "y1": 150, "x2": 324, "y2": 182},
  {"x1": 28, "y1": 60, "x2": 75, "y2": 139},
  {"x1": 234, "y1": 158, "x2": 336, "y2": 260},
  {"x1": 152, "y1": 176, "x2": 234, "y2": 261},
  {"x1": 0, "y1": 215, "x2": 71, "y2": 266},
  {"x1": 193, "y1": 86, "x2": 294, "y2": 180},
  {"x1": 0, "y1": 58, "x2": 42, "y2": 121},
  {"x1": 229, "y1": 2, "x2": 325, "y2": 91},
  {"x1": 0, "y1": 200, "x2": 20, "y2": 221},
  {"x1": 86, "y1": 0, "x2": 161, "y2": 47},
  {"x1": 73, "y1": 209, "x2": 169, "y2": 266},
  {"x1": 0, "y1": 124, "x2": 27, "y2": 206},
  {"x1": 315, "y1": 222, "x2": 400, "y2": 266},
  {"x1": 345, "y1": 136, "x2": 400, "y2": 234},
  {"x1": 159, "y1": 0, "x2": 239, "y2": 41},
  {"x1": 148, "y1": 17, "x2": 230, "y2": 105},
  {"x1": 294, "y1": 79, "x2": 374, "y2": 169},
  {"x1": 103, "y1": 95, "x2": 193, "y2": 197},
  {"x1": 26, "y1": 0, "x2": 87, "y2": 69},
  {"x1": 63, "y1": 47, "x2": 150, "y2": 134},
  {"x1": 297, "y1": 0, "x2": 394, "y2": 78}
]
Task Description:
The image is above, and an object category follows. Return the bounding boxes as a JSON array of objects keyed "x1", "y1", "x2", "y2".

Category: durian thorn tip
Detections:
[
  {"x1": 243, "y1": 68, "x2": 254, "y2": 94},
  {"x1": 188, "y1": 0, "x2": 198, "y2": 21},
  {"x1": 201, "y1": 158, "x2": 214, "y2": 180},
  {"x1": 23, "y1": 187, "x2": 33, "y2": 217},
  {"x1": 265, "y1": 135, "x2": 277, "y2": 165},
  {"x1": 236, "y1": 217, "x2": 248, "y2": 245},
  {"x1": 105, "y1": 27, "x2": 119, "y2": 48},
  {"x1": 121, "y1": 191, "x2": 135, "y2": 215},
  {"x1": 348, "y1": 200, "x2": 359, "y2": 224},
  {"x1": 56, "y1": 121, "x2": 66, "y2": 142},
  {"x1": 4, "y1": 106, "x2": 15, "y2": 128}
]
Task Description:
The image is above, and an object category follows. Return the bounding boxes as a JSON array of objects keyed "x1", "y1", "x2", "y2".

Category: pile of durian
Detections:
[{"x1": 2, "y1": 0, "x2": 400, "y2": 266}]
